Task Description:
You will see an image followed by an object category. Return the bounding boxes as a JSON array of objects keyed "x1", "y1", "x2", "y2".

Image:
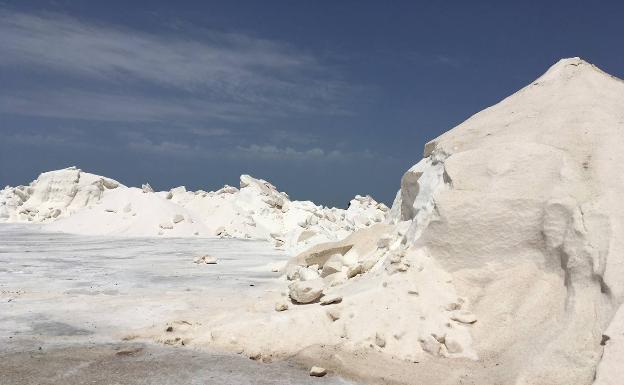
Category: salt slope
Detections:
[
  {"x1": 411, "y1": 57, "x2": 624, "y2": 385},
  {"x1": 1, "y1": 168, "x2": 388, "y2": 252},
  {"x1": 195, "y1": 58, "x2": 624, "y2": 384},
  {"x1": 47, "y1": 187, "x2": 211, "y2": 237}
]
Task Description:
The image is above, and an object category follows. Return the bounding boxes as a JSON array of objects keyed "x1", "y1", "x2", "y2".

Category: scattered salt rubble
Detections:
[
  {"x1": 193, "y1": 255, "x2": 218, "y2": 264},
  {"x1": 0, "y1": 168, "x2": 388, "y2": 253},
  {"x1": 309, "y1": 366, "x2": 327, "y2": 377},
  {"x1": 181, "y1": 58, "x2": 624, "y2": 384}
]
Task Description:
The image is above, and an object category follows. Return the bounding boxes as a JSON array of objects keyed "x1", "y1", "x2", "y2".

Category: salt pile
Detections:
[
  {"x1": 168, "y1": 174, "x2": 388, "y2": 252},
  {"x1": 0, "y1": 167, "x2": 120, "y2": 222},
  {"x1": 193, "y1": 58, "x2": 624, "y2": 384},
  {"x1": 0, "y1": 168, "x2": 388, "y2": 253}
]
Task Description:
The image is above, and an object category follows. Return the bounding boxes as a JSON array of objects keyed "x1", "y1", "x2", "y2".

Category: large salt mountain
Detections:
[
  {"x1": 0, "y1": 167, "x2": 388, "y2": 253},
  {"x1": 399, "y1": 57, "x2": 624, "y2": 384},
  {"x1": 201, "y1": 58, "x2": 623, "y2": 384}
]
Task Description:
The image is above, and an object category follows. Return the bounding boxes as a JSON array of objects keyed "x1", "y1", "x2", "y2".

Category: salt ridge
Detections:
[{"x1": 0, "y1": 167, "x2": 388, "y2": 253}]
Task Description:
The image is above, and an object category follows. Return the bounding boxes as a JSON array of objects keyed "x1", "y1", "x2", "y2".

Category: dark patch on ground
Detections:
[
  {"x1": 0, "y1": 342, "x2": 351, "y2": 385},
  {"x1": 30, "y1": 321, "x2": 93, "y2": 337}
]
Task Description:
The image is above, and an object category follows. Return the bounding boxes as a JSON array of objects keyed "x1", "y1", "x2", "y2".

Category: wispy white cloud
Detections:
[
  {"x1": 268, "y1": 129, "x2": 320, "y2": 146},
  {"x1": 235, "y1": 144, "x2": 327, "y2": 160},
  {"x1": 0, "y1": 10, "x2": 351, "y2": 122},
  {"x1": 2, "y1": 131, "x2": 82, "y2": 147},
  {"x1": 0, "y1": 90, "x2": 266, "y2": 122},
  {"x1": 120, "y1": 130, "x2": 378, "y2": 163},
  {"x1": 128, "y1": 138, "x2": 194, "y2": 155},
  {"x1": 233, "y1": 144, "x2": 378, "y2": 163},
  {"x1": 408, "y1": 52, "x2": 464, "y2": 68},
  {"x1": 186, "y1": 127, "x2": 231, "y2": 137}
]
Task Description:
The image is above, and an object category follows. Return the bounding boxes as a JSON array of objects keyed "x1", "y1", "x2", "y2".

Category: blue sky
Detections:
[{"x1": 1, "y1": 1, "x2": 623, "y2": 206}]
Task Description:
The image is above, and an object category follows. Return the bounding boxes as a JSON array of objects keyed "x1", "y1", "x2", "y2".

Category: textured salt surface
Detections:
[{"x1": 0, "y1": 224, "x2": 352, "y2": 384}]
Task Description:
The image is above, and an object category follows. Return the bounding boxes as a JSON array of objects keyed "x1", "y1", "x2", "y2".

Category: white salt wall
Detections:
[{"x1": 386, "y1": 149, "x2": 450, "y2": 244}]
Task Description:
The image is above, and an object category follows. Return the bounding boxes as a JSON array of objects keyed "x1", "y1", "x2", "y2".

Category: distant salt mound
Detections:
[
  {"x1": 0, "y1": 167, "x2": 121, "y2": 222},
  {"x1": 1, "y1": 168, "x2": 388, "y2": 252},
  {"x1": 170, "y1": 174, "x2": 388, "y2": 252},
  {"x1": 201, "y1": 58, "x2": 624, "y2": 384}
]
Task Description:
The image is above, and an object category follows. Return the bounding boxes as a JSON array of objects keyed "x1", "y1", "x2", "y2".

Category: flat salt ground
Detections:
[{"x1": 0, "y1": 224, "x2": 352, "y2": 385}]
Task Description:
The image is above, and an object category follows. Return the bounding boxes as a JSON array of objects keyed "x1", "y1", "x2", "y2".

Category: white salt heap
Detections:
[
  {"x1": 168, "y1": 174, "x2": 387, "y2": 252},
  {"x1": 0, "y1": 167, "x2": 121, "y2": 222},
  {"x1": 169, "y1": 58, "x2": 624, "y2": 385},
  {"x1": 0, "y1": 168, "x2": 387, "y2": 253}
]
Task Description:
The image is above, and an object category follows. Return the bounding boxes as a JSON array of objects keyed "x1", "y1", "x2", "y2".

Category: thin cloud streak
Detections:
[
  {"x1": 0, "y1": 10, "x2": 351, "y2": 122},
  {"x1": 123, "y1": 133, "x2": 380, "y2": 164},
  {"x1": 0, "y1": 90, "x2": 273, "y2": 123},
  {"x1": 0, "y1": 11, "x2": 315, "y2": 88}
]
